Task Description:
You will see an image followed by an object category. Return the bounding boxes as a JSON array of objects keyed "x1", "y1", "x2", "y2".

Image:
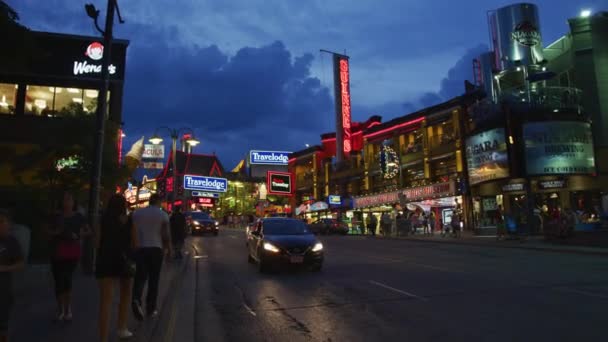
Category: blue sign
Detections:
[
  {"x1": 328, "y1": 195, "x2": 342, "y2": 206},
  {"x1": 249, "y1": 150, "x2": 291, "y2": 165},
  {"x1": 183, "y1": 175, "x2": 228, "y2": 193}
]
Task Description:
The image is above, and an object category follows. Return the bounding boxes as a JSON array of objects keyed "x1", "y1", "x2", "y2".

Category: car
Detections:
[
  {"x1": 308, "y1": 218, "x2": 349, "y2": 235},
  {"x1": 246, "y1": 217, "x2": 324, "y2": 272},
  {"x1": 187, "y1": 211, "x2": 220, "y2": 236}
]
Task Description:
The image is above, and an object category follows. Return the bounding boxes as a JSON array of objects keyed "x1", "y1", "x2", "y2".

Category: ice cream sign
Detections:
[{"x1": 73, "y1": 42, "x2": 117, "y2": 76}]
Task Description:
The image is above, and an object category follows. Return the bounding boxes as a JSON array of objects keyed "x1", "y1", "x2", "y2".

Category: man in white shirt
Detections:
[{"x1": 131, "y1": 194, "x2": 171, "y2": 320}]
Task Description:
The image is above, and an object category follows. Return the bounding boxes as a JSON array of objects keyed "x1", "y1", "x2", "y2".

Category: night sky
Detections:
[{"x1": 9, "y1": 0, "x2": 604, "y2": 169}]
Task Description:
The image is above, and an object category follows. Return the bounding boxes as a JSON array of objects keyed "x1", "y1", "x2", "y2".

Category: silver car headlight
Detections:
[{"x1": 312, "y1": 242, "x2": 323, "y2": 252}]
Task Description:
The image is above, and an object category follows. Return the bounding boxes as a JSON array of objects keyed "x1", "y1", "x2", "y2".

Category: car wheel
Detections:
[
  {"x1": 312, "y1": 263, "x2": 322, "y2": 272},
  {"x1": 248, "y1": 253, "x2": 255, "y2": 264},
  {"x1": 214, "y1": 231, "x2": 219, "y2": 236}
]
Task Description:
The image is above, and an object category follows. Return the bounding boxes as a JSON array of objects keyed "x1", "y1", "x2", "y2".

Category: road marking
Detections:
[
  {"x1": 556, "y1": 287, "x2": 608, "y2": 299},
  {"x1": 229, "y1": 235, "x2": 237, "y2": 239},
  {"x1": 193, "y1": 255, "x2": 208, "y2": 259},
  {"x1": 243, "y1": 303, "x2": 257, "y2": 316},
  {"x1": 369, "y1": 280, "x2": 428, "y2": 301}
]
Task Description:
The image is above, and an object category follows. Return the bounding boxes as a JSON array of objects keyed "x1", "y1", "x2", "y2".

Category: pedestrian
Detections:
[
  {"x1": 170, "y1": 207, "x2": 187, "y2": 260},
  {"x1": 0, "y1": 209, "x2": 24, "y2": 342},
  {"x1": 381, "y1": 212, "x2": 392, "y2": 237},
  {"x1": 429, "y1": 211, "x2": 436, "y2": 236},
  {"x1": 131, "y1": 194, "x2": 171, "y2": 320},
  {"x1": 422, "y1": 213, "x2": 430, "y2": 235},
  {"x1": 369, "y1": 214, "x2": 378, "y2": 236},
  {"x1": 48, "y1": 191, "x2": 91, "y2": 322},
  {"x1": 96, "y1": 194, "x2": 137, "y2": 341},
  {"x1": 227, "y1": 215, "x2": 233, "y2": 228}
]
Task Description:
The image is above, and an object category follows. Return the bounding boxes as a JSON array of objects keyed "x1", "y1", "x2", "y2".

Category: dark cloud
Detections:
[{"x1": 396, "y1": 44, "x2": 488, "y2": 115}]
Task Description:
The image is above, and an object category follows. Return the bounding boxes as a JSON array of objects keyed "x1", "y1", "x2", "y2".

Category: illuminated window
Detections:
[
  {"x1": 24, "y1": 85, "x2": 109, "y2": 117},
  {"x1": 0, "y1": 83, "x2": 17, "y2": 115}
]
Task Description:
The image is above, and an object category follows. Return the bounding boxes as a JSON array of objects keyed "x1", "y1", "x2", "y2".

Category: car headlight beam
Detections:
[
  {"x1": 263, "y1": 242, "x2": 280, "y2": 253},
  {"x1": 192, "y1": 220, "x2": 200, "y2": 225},
  {"x1": 312, "y1": 242, "x2": 323, "y2": 252}
]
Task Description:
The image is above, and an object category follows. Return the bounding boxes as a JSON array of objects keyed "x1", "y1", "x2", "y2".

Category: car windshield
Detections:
[
  {"x1": 190, "y1": 212, "x2": 212, "y2": 220},
  {"x1": 263, "y1": 220, "x2": 311, "y2": 235}
]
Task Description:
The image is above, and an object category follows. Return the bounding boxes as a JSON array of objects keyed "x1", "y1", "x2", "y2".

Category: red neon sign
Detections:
[
  {"x1": 198, "y1": 198, "x2": 213, "y2": 204},
  {"x1": 339, "y1": 59, "x2": 352, "y2": 154}
]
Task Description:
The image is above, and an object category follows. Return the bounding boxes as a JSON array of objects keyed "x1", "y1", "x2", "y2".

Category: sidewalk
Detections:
[
  {"x1": 374, "y1": 230, "x2": 608, "y2": 256},
  {"x1": 9, "y1": 254, "x2": 188, "y2": 342}
]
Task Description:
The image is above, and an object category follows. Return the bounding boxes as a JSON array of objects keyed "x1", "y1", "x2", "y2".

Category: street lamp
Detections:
[
  {"x1": 149, "y1": 127, "x2": 200, "y2": 210},
  {"x1": 84, "y1": 0, "x2": 124, "y2": 275}
]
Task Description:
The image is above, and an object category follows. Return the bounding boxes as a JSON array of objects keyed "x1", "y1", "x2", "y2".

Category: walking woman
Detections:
[
  {"x1": 96, "y1": 194, "x2": 137, "y2": 341},
  {"x1": 48, "y1": 191, "x2": 91, "y2": 322}
]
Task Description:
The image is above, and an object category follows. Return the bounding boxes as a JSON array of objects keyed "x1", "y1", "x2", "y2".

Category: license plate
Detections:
[{"x1": 290, "y1": 256, "x2": 304, "y2": 264}]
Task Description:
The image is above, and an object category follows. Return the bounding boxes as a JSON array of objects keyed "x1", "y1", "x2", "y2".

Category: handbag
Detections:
[
  {"x1": 56, "y1": 240, "x2": 82, "y2": 261},
  {"x1": 121, "y1": 253, "x2": 136, "y2": 277}
]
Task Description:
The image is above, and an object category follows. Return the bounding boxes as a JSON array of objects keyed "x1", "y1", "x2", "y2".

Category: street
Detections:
[{"x1": 171, "y1": 229, "x2": 608, "y2": 342}]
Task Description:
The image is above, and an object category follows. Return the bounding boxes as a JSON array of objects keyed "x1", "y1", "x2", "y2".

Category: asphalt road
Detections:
[{"x1": 171, "y1": 228, "x2": 608, "y2": 342}]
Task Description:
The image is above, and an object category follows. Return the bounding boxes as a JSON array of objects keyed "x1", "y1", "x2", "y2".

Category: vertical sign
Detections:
[{"x1": 333, "y1": 54, "x2": 352, "y2": 162}]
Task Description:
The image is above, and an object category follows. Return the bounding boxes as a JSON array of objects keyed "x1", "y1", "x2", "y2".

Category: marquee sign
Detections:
[
  {"x1": 183, "y1": 175, "x2": 228, "y2": 193},
  {"x1": 354, "y1": 181, "x2": 455, "y2": 209},
  {"x1": 267, "y1": 171, "x2": 294, "y2": 196},
  {"x1": 333, "y1": 54, "x2": 352, "y2": 159},
  {"x1": 143, "y1": 144, "x2": 165, "y2": 159}
]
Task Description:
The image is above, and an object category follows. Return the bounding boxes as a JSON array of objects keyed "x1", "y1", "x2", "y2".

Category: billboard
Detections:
[
  {"x1": 183, "y1": 175, "x2": 228, "y2": 193},
  {"x1": 249, "y1": 151, "x2": 290, "y2": 165},
  {"x1": 328, "y1": 195, "x2": 342, "y2": 206},
  {"x1": 524, "y1": 121, "x2": 595, "y2": 175},
  {"x1": 267, "y1": 171, "x2": 294, "y2": 196},
  {"x1": 465, "y1": 128, "x2": 510, "y2": 185},
  {"x1": 143, "y1": 144, "x2": 165, "y2": 159},
  {"x1": 333, "y1": 54, "x2": 352, "y2": 160}
]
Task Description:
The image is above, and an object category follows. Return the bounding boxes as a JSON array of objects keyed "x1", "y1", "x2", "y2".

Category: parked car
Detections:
[
  {"x1": 246, "y1": 217, "x2": 324, "y2": 272},
  {"x1": 186, "y1": 211, "x2": 219, "y2": 236},
  {"x1": 308, "y1": 218, "x2": 349, "y2": 235}
]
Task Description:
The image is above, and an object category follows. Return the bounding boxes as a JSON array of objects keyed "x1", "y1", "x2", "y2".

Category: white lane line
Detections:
[
  {"x1": 228, "y1": 235, "x2": 237, "y2": 239},
  {"x1": 369, "y1": 280, "x2": 428, "y2": 301},
  {"x1": 243, "y1": 303, "x2": 257, "y2": 316},
  {"x1": 193, "y1": 255, "x2": 208, "y2": 259},
  {"x1": 556, "y1": 287, "x2": 608, "y2": 299}
]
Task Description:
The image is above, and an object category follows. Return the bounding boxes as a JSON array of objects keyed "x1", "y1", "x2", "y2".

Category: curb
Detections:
[{"x1": 374, "y1": 235, "x2": 608, "y2": 256}]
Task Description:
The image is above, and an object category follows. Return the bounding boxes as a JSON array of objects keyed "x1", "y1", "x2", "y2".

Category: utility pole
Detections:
[{"x1": 85, "y1": 0, "x2": 124, "y2": 274}]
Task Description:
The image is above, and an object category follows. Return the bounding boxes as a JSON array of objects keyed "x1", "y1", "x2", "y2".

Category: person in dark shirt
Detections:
[
  {"x1": 0, "y1": 209, "x2": 24, "y2": 342},
  {"x1": 170, "y1": 207, "x2": 187, "y2": 260}
]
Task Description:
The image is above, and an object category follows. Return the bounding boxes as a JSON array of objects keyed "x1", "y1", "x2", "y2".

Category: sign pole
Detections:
[{"x1": 86, "y1": 0, "x2": 115, "y2": 275}]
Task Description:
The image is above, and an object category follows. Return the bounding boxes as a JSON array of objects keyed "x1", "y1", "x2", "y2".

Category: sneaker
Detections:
[
  {"x1": 132, "y1": 301, "x2": 144, "y2": 321},
  {"x1": 117, "y1": 329, "x2": 134, "y2": 339},
  {"x1": 147, "y1": 310, "x2": 159, "y2": 318},
  {"x1": 55, "y1": 312, "x2": 64, "y2": 322},
  {"x1": 64, "y1": 311, "x2": 73, "y2": 322}
]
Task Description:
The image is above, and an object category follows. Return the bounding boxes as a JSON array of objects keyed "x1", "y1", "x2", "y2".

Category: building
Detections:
[
  {"x1": 0, "y1": 29, "x2": 128, "y2": 207},
  {"x1": 468, "y1": 4, "x2": 607, "y2": 234},
  {"x1": 155, "y1": 150, "x2": 225, "y2": 212}
]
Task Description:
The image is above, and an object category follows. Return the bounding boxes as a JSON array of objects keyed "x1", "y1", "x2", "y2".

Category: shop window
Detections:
[
  {"x1": 570, "y1": 191, "x2": 603, "y2": 227},
  {"x1": 429, "y1": 121, "x2": 456, "y2": 149},
  {"x1": 430, "y1": 155, "x2": 457, "y2": 182},
  {"x1": 402, "y1": 130, "x2": 423, "y2": 154},
  {"x1": 473, "y1": 195, "x2": 503, "y2": 228},
  {"x1": 24, "y1": 85, "x2": 108, "y2": 117},
  {"x1": 0, "y1": 83, "x2": 17, "y2": 115},
  {"x1": 403, "y1": 162, "x2": 425, "y2": 187}
]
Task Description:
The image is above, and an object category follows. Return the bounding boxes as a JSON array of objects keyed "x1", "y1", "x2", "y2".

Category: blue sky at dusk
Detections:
[{"x1": 9, "y1": 0, "x2": 605, "y2": 168}]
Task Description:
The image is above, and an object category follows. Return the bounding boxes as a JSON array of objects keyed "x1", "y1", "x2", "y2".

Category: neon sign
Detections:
[{"x1": 339, "y1": 59, "x2": 352, "y2": 154}]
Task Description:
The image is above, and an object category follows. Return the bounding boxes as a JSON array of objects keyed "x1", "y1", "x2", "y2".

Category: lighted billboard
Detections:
[
  {"x1": 333, "y1": 54, "x2": 352, "y2": 159},
  {"x1": 524, "y1": 121, "x2": 595, "y2": 175},
  {"x1": 465, "y1": 128, "x2": 509, "y2": 185}
]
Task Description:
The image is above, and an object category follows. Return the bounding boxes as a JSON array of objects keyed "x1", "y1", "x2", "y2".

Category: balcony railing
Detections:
[
  {"x1": 500, "y1": 86, "x2": 583, "y2": 114},
  {"x1": 428, "y1": 133, "x2": 456, "y2": 149}
]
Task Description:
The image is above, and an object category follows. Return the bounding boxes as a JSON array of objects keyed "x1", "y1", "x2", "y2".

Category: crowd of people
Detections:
[{"x1": 0, "y1": 190, "x2": 190, "y2": 342}]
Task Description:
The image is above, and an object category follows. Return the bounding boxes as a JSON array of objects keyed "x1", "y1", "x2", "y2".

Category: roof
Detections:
[{"x1": 158, "y1": 150, "x2": 225, "y2": 179}]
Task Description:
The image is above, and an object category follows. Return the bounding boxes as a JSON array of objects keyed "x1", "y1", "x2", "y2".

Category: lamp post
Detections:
[
  {"x1": 84, "y1": 0, "x2": 124, "y2": 275},
  {"x1": 149, "y1": 127, "x2": 200, "y2": 210}
]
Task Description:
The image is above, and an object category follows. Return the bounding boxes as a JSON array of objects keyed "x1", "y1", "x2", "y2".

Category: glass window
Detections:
[
  {"x1": 263, "y1": 219, "x2": 311, "y2": 235},
  {"x1": 0, "y1": 83, "x2": 17, "y2": 115},
  {"x1": 24, "y1": 85, "x2": 108, "y2": 117},
  {"x1": 404, "y1": 162, "x2": 425, "y2": 186},
  {"x1": 430, "y1": 155, "x2": 457, "y2": 182},
  {"x1": 402, "y1": 130, "x2": 423, "y2": 154}
]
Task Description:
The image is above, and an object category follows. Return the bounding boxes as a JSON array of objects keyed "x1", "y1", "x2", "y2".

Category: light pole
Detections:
[
  {"x1": 149, "y1": 127, "x2": 200, "y2": 210},
  {"x1": 84, "y1": 0, "x2": 124, "y2": 274}
]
